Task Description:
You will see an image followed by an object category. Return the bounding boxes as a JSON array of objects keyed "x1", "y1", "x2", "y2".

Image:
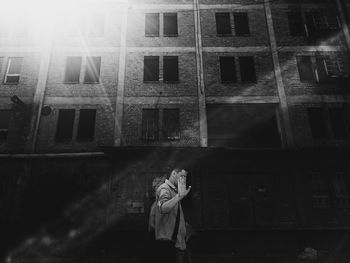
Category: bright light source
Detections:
[{"x1": 0, "y1": 0, "x2": 126, "y2": 40}]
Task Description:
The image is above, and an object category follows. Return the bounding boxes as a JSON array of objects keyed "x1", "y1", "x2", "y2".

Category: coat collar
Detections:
[{"x1": 165, "y1": 179, "x2": 177, "y2": 192}]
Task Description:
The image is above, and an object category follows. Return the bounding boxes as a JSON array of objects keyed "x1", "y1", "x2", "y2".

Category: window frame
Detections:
[
  {"x1": 219, "y1": 56, "x2": 237, "y2": 83},
  {"x1": 162, "y1": 108, "x2": 180, "y2": 140},
  {"x1": 64, "y1": 56, "x2": 82, "y2": 84},
  {"x1": 233, "y1": 12, "x2": 250, "y2": 36},
  {"x1": 163, "y1": 13, "x2": 178, "y2": 37},
  {"x1": 215, "y1": 12, "x2": 232, "y2": 37},
  {"x1": 145, "y1": 13, "x2": 160, "y2": 37},
  {"x1": 143, "y1": 56, "x2": 159, "y2": 82},
  {"x1": 76, "y1": 109, "x2": 97, "y2": 141},
  {"x1": 55, "y1": 109, "x2": 76, "y2": 142},
  {"x1": 163, "y1": 56, "x2": 179, "y2": 83},
  {"x1": 239, "y1": 56, "x2": 257, "y2": 82},
  {"x1": 141, "y1": 109, "x2": 159, "y2": 141},
  {"x1": 84, "y1": 56, "x2": 101, "y2": 84},
  {"x1": 0, "y1": 110, "x2": 11, "y2": 142},
  {"x1": 4, "y1": 57, "x2": 23, "y2": 85}
]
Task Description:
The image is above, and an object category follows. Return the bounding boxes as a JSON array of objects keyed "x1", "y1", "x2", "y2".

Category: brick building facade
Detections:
[{"x1": 1, "y1": 0, "x2": 350, "y2": 262}]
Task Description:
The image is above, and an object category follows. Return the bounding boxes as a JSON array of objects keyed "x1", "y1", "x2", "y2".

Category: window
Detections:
[
  {"x1": 84, "y1": 56, "x2": 101, "y2": 83},
  {"x1": 305, "y1": 11, "x2": 340, "y2": 38},
  {"x1": 142, "y1": 109, "x2": 159, "y2": 140},
  {"x1": 215, "y1": 13, "x2": 231, "y2": 36},
  {"x1": 145, "y1": 13, "x2": 159, "y2": 36},
  {"x1": 4, "y1": 57, "x2": 23, "y2": 84},
  {"x1": 287, "y1": 12, "x2": 305, "y2": 36},
  {"x1": 77, "y1": 109, "x2": 96, "y2": 141},
  {"x1": 239, "y1": 56, "x2": 256, "y2": 82},
  {"x1": 144, "y1": 56, "x2": 159, "y2": 81},
  {"x1": 163, "y1": 109, "x2": 180, "y2": 140},
  {"x1": 311, "y1": 173, "x2": 331, "y2": 208},
  {"x1": 64, "y1": 56, "x2": 82, "y2": 83},
  {"x1": 307, "y1": 107, "x2": 329, "y2": 139},
  {"x1": 328, "y1": 107, "x2": 349, "y2": 139},
  {"x1": 316, "y1": 56, "x2": 350, "y2": 80},
  {"x1": 163, "y1": 13, "x2": 178, "y2": 36},
  {"x1": 88, "y1": 14, "x2": 105, "y2": 37},
  {"x1": 333, "y1": 173, "x2": 350, "y2": 208},
  {"x1": 0, "y1": 110, "x2": 11, "y2": 141},
  {"x1": 307, "y1": 106, "x2": 349, "y2": 140},
  {"x1": 163, "y1": 56, "x2": 179, "y2": 82},
  {"x1": 234, "y1": 13, "x2": 250, "y2": 36},
  {"x1": 296, "y1": 56, "x2": 315, "y2": 82},
  {"x1": 55, "y1": 109, "x2": 75, "y2": 141},
  {"x1": 219, "y1": 57, "x2": 236, "y2": 83}
]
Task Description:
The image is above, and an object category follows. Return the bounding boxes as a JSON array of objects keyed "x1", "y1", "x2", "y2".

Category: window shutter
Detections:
[
  {"x1": 219, "y1": 57, "x2": 236, "y2": 82},
  {"x1": 144, "y1": 56, "x2": 159, "y2": 81},
  {"x1": 163, "y1": 56, "x2": 179, "y2": 82},
  {"x1": 145, "y1": 13, "x2": 159, "y2": 36},
  {"x1": 215, "y1": 13, "x2": 231, "y2": 35},
  {"x1": 239, "y1": 56, "x2": 256, "y2": 82},
  {"x1": 163, "y1": 13, "x2": 178, "y2": 36},
  {"x1": 56, "y1": 109, "x2": 75, "y2": 141},
  {"x1": 234, "y1": 12, "x2": 250, "y2": 36}
]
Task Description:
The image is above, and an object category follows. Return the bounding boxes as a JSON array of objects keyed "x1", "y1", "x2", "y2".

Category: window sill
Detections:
[
  {"x1": 143, "y1": 80, "x2": 160, "y2": 83},
  {"x1": 163, "y1": 34, "x2": 178, "y2": 37},
  {"x1": 63, "y1": 82, "x2": 80, "y2": 84},
  {"x1": 83, "y1": 82, "x2": 100, "y2": 84},
  {"x1": 221, "y1": 81, "x2": 237, "y2": 84},
  {"x1": 145, "y1": 34, "x2": 160, "y2": 37},
  {"x1": 55, "y1": 139, "x2": 73, "y2": 143},
  {"x1": 3, "y1": 82, "x2": 20, "y2": 85},
  {"x1": 76, "y1": 139, "x2": 94, "y2": 142},
  {"x1": 216, "y1": 34, "x2": 233, "y2": 37},
  {"x1": 163, "y1": 80, "x2": 180, "y2": 84}
]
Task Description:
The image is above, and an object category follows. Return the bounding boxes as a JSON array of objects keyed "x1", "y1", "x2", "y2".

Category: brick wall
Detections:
[
  {"x1": 127, "y1": 9, "x2": 195, "y2": 47},
  {"x1": 200, "y1": 8, "x2": 269, "y2": 47},
  {"x1": 203, "y1": 52, "x2": 277, "y2": 96},
  {"x1": 279, "y1": 51, "x2": 350, "y2": 96},
  {"x1": 36, "y1": 104, "x2": 115, "y2": 152},
  {"x1": 122, "y1": 103, "x2": 200, "y2": 146},
  {"x1": 124, "y1": 52, "x2": 197, "y2": 97},
  {"x1": 45, "y1": 52, "x2": 118, "y2": 97}
]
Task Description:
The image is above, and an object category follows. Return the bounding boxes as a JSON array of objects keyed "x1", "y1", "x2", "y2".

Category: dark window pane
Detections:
[
  {"x1": 163, "y1": 109, "x2": 180, "y2": 140},
  {"x1": 88, "y1": 14, "x2": 105, "y2": 37},
  {"x1": 77, "y1": 109, "x2": 96, "y2": 141},
  {"x1": 215, "y1": 13, "x2": 231, "y2": 36},
  {"x1": 287, "y1": 12, "x2": 305, "y2": 36},
  {"x1": 0, "y1": 110, "x2": 11, "y2": 141},
  {"x1": 5, "y1": 57, "x2": 23, "y2": 84},
  {"x1": 8, "y1": 58, "x2": 23, "y2": 74},
  {"x1": 307, "y1": 107, "x2": 329, "y2": 139},
  {"x1": 239, "y1": 56, "x2": 256, "y2": 82},
  {"x1": 315, "y1": 56, "x2": 330, "y2": 83},
  {"x1": 142, "y1": 109, "x2": 159, "y2": 140},
  {"x1": 163, "y1": 56, "x2": 179, "y2": 82},
  {"x1": 84, "y1": 56, "x2": 101, "y2": 83},
  {"x1": 311, "y1": 173, "x2": 330, "y2": 208},
  {"x1": 296, "y1": 56, "x2": 315, "y2": 82},
  {"x1": 219, "y1": 56, "x2": 236, "y2": 82},
  {"x1": 164, "y1": 13, "x2": 178, "y2": 36},
  {"x1": 333, "y1": 173, "x2": 350, "y2": 208},
  {"x1": 64, "y1": 57, "x2": 82, "y2": 83},
  {"x1": 328, "y1": 107, "x2": 349, "y2": 139},
  {"x1": 145, "y1": 13, "x2": 159, "y2": 36},
  {"x1": 55, "y1": 109, "x2": 75, "y2": 141},
  {"x1": 234, "y1": 12, "x2": 250, "y2": 36},
  {"x1": 144, "y1": 56, "x2": 159, "y2": 81}
]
